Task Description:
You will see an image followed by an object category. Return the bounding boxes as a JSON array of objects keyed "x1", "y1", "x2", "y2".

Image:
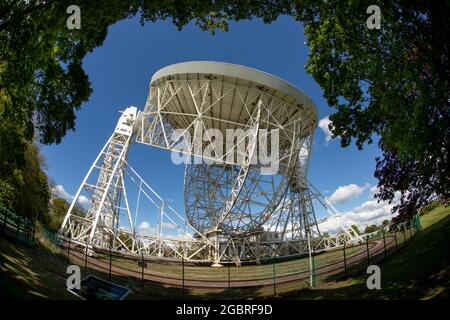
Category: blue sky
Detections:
[{"x1": 44, "y1": 15, "x2": 395, "y2": 234}]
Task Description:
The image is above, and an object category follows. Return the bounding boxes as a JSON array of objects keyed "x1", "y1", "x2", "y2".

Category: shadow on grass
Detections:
[
  {"x1": 1, "y1": 208, "x2": 448, "y2": 300},
  {"x1": 0, "y1": 235, "x2": 75, "y2": 299},
  {"x1": 282, "y1": 213, "x2": 450, "y2": 300},
  {"x1": 0, "y1": 234, "x2": 266, "y2": 300}
]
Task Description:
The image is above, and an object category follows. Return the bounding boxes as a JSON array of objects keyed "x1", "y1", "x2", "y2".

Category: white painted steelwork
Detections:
[{"x1": 59, "y1": 62, "x2": 362, "y2": 266}]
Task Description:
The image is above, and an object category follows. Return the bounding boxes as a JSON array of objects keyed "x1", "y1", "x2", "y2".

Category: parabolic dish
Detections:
[{"x1": 138, "y1": 61, "x2": 318, "y2": 235}]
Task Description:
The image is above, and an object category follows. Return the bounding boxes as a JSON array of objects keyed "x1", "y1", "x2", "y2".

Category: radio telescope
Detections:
[{"x1": 59, "y1": 61, "x2": 362, "y2": 266}]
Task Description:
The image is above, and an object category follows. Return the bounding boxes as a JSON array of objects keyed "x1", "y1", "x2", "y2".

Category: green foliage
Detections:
[
  {"x1": 0, "y1": 141, "x2": 51, "y2": 224},
  {"x1": 5, "y1": 1, "x2": 447, "y2": 229},
  {"x1": 298, "y1": 0, "x2": 450, "y2": 223},
  {"x1": 0, "y1": 0, "x2": 294, "y2": 228},
  {"x1": 47, "y1": 196, "x2": 87, "y2": 230},
  {"x1": 364, "y1": 224, "x2": 379, "y2": 234},
  {"x1": 0, "y1": 0, "x2": 295, "y2": 148},
  {"x1": 48, "y1": 198, "x2": 70, "y2": 229},
  {"x1": 350, "y1": 224, "x2": 360, "y2": 235},
  {"x1": 0, "y1": 0, "x2": 295, "y2": 223},
  {"x1": 117, "y1": 232, "x2": 133, "y2": 250},
  {"x1": 0, "y1": 179, "x2": 16, "y2": 209},
  {"x1": 419, "y1": 200, "x2": 443, "y2": 216},
  {"x1": 364, "y1": 220, "x2": 389, "y2": 234}
]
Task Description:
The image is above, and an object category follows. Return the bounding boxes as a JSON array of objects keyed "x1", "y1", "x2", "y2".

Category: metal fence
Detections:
[
  {"x1": 60, "y1": 217, "x2": 421, "y2": 300},
  {"x1": 0, "y1": 204, "x2": 35, "y2": 246}
]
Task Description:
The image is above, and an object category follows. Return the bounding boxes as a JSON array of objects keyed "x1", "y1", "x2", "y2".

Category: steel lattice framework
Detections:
[{"x1": 59, "y1": 62, "x2": 362, "y2": 265}]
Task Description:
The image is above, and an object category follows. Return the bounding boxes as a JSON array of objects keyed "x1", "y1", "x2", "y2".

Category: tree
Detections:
[
  {"x1": 0, "y1": 0, "x2": 296, "y2": 213},
  {"x1": 48, "y1": 198, "x2": 70, "y2": 230},
  {"x1": 419, "y1": 199, "x2": 443, "y2": 216},
  {"x1": 5, "y1": 1, "x2": 447, "y2": 227},
  {"x1": 364, "y1": 224, "x2": 379, "y2": 234},
  {"x1": 381, "y1": 219, "x2": 390, "y2": 227},
  {"x1": 298, "y1": 1, "x2": 450, "y2": 224},
  {"x1": 117, "y1": 232, "x2": 134, "y2": 250},
  {"x1": 350, "y1": 224, "x2": 360, "y2": 235},
  {"x1": 0, "y1": 141, "x2": 51, "y2": 224},
  {"x1": 0, "y1": 1, "x2": 297, "y2": 144},
  {"x1": 48, "y1": 197, "x2": 85, "y2": 230}
]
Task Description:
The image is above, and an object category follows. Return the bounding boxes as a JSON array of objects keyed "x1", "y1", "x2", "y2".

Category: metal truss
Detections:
[
  {"x1": 136, "y1": 79, "x2": 313, "y2": 167},
  {"x1": 59, "y1": 76, "x2": 363, "y2": 266},
  {"x1": 59, "y1": 107, "x2": 138, "y2": 251}
]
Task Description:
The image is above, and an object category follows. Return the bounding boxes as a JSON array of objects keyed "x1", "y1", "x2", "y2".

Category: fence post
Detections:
[
  {"x1": 382, "y1": 228, "x2": 387, "y2": 259},
  {"x1": 26, "y1": 221, "x2": 31, "y2": 243},
  {"x1": 84, "y1": 239, "x2": 89, "y2": 270},
  {"x1": 394, "y1": 231, "x2": 398, "y2": 251},
  {"x1": 272, "y1": 253, "x2": 276, "y2": 296},
  {"x1": 182, "y1": 256, "x2": 185, "y2": 300},
  {"x1": 343, "y1": 243, "x2": 347, "y2": 280},
  {"x1": 2, "y1": 209, "x2": 8, "y2": 233},
  {"x1": 66, "y1": 236, "x2": 71, "y2": 265},
  {"x1": 403, "y1": 228, "x2": 406, "y2": 246},
  {"x1": 141, "y1": 251, "x2": 145, "y2": 294},
  {"x1": 31, "y1": 222, "x2": 36, "y2": 243},
  {"x1": 228, "y1": 258, "x2": 231, "y2": 300},
  {"x1": 311, "y1": 252, "x2": 316, "y2": 287},
  {"x1": 16, "y1": 216, "x2": 21, "y2": 237},
  {"x1": 109, "y1": 244, "x2": 112, "y2": 281},
  {"x1": 366, "y1": 236, "x2": 370, "y2": 266},
  {"x1": 415, "y1": 215, "x2": 422, "y2": 232}
]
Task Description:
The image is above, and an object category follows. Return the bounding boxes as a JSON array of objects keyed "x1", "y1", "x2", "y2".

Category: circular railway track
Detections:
[{"x1": 67, "y1": 236, "x2": 395, "y2": 290}]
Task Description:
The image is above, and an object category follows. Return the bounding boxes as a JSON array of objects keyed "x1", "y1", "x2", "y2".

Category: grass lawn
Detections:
[
  {"x1": 0, "y1": 205, "x2": 448, "y2": 299},
  {"x1": 95, "y1": 244, "x2": 364, "y2": 281},
  {"x1": 284, "y1": 205, "x2": 450, "y2": 299},
  {"x1": 0, "y1": 234, "x2": 75, "y2": 299}
]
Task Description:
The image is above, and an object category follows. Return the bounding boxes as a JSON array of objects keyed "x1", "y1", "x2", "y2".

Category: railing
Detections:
[{"x1": 0, "y1": 204, "x2": 35, "y2": 246}]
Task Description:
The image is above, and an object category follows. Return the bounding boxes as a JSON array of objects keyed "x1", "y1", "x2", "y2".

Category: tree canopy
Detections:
[
  {"x1": 0, "y1": 141, "x2": 51, "y2": 224},
  {"x1": 350, "y1": 224, "x2": 361, "y2": 235},
  {"x1": 48, "y1": 197, "x2": 85, "y2": 230},
  {"x1": 364, "y1": 224, "x2": 379, "y2": 234},
  {"x1": 299, "y1": 0, "x2": 449, "y2": 223},
  {"x1": 0, "y1": 0, "x2": 296, "y2": 216},
  {"x1": 1, "y1": 1, "x2": 448, "y2": 225}
]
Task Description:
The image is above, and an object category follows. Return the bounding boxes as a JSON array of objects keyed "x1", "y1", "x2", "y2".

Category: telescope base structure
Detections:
[
  {"x1": 58, "y1": 227, "x2": 361, "y2": 266},
  {"x1": 59, "y1": 60, "x2": 365, "y2": 266},
  {"x1": 59, "y1": 106, "x2": 362, "y2": 266}
]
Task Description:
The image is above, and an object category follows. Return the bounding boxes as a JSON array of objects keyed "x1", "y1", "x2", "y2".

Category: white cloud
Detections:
[
  {"x1": 51, "y1": 184, "x2": 90, "y2": 206},
  {"x1": 369, "y1": 186, "x2": 379, "y2": 197},
  {"x1": 352, "y1": 199, "x2": 386, "y2": 213},
  {"x1": 52, "y1": 185, "x2": 72, "y2": 200},
  {"x1": 137, "y1": 221, "x2": 157, "y2": 236},
  {"x1": 118, "y1": 226, "x2": 132, "y2": 233},
  {"x1": 78, "y1": 195, "x2": 90, "y2": 206},
  {"x1": 318, "y1": 116, "x2": 334, "y2": 143},
  {"x1": 299, "y1": 145, "x2": 309, "y2": 157},
  {"x1": 329, "y1": 183, "x2": 370, "y2": 204},
  {"x1": 319, "y1": 191, "x2": 401, "y2": 235},
  {"x1": 172, "y1": 232, "x2": 193, "y2": 240},
  {"x1": 137, "y1": 220, "x2": 193, "y2": 240},
  {"x1": 162, "y1": 221, "x2": 176, "y2": 229},
  {"x1": 138, "y1": 221, "x2": 151, "y2": 230}
]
